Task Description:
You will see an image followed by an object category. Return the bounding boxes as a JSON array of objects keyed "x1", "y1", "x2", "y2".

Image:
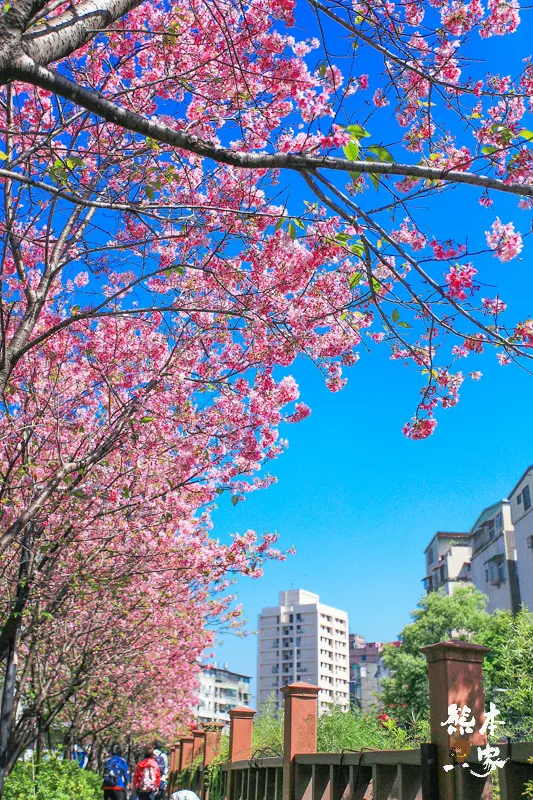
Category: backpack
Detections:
[
  {"x1": 154, "y1": 751, "x2": 166, "y2": 779},
  {"x1": 103, "y1": 756, "x2": 127, "y2": 789},
  {"x1": 139, "y1": 763, "x2": 157, "y2": 792}
]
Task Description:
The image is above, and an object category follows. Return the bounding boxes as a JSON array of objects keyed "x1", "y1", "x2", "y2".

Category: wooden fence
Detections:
[{"x1": 167, "y1": 640, "x2": 533, "y2": 800}]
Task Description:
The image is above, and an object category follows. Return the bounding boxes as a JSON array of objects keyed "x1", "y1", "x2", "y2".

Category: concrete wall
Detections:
[{"x1": 511, "y1": 467, "x2": 533, "y2": 610}]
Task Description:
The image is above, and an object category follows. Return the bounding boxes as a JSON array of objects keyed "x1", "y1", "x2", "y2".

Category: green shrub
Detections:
[{"x1": 4, "y1": 753, "x2": 101, "y2": 800}]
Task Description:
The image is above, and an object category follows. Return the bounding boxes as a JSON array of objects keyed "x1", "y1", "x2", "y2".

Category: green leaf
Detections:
[
  {"x1": 351, "y1": 241, "x2": 364, "y2": 257},
  {"x1": 398, "y1": 321, "x2": 412, "y2": 329},
  {"x1": 70, "y1": 305, "x2": 80, "y2": 315},
  {"x1": 346, "y1": 124, "x2": 371, "y2": 139},
  {"x1": 367, "y1": 144, "x2": 394, "y2": 163},
  {"x1": 371, "y1": 277, "x2": 381, "y2": 293},
  {"x1": 349, "y1": 171, "x2": 361, "y2": 182},
  {"x1": 392, "y1": 308, "x2": 400, "y2": 322},
  {"x1": 368, "y1": 172, "x2": 380, "y2": 190},
  {"x1": 0, "y1": 150, "x2": 7, "y2": 161},
  {"x1": 293, "y1": 217, "x2": 305, "y2": 229},
  {"x1": 140, "y1": 416, "x2": 153, "y2": 423},
  {"x1": 145, "y1": 185, "x2": 155, "y2": 200},
  {"x1": 519, "y1": 129, "x2": 533, "y2": 141},
  {"x1": 481, "y1": 146, "x2": 499, "y2": 155},
  {"x1": 349, "y1": 272, "x2": 362, "y2": 289},
  {"x1": 274, "y1": 217, "x2": 285, "y2": 231},
  {"x1": 288, "y1": 221, "x2": 296, "y2": 240},
  {"x1": 318, "y1": 63, "x2": 327, "y2": 77},
  {"x1": 343, "y1": 141, "x2": 360, "y2": 161},
  {"x1": 231, "y1": 495, "x2": 239, "y2": 506}
]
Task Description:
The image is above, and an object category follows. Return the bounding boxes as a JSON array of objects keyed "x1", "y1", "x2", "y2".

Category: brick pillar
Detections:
[
  {"x1": 227, "y1": 707, "x2": 255, "y2": 800},
  {"x1": 228, "y1": 706, "x2": 255, "y2": 762},
  {"x1": 169, "y1": 742, "x2": 181, "y2": 792},
  {"x1": 203, "y1": 723, "x2": 224, "y2": 767},
  {"x1": 281, "y1": 682, "x2": 320, "y2": 800},
  {"x1": 192, "y1": 728, "x2": 205, "y2": 761},
  {"x1": 179, "y1": 735, "x2": 195, "y2": 772},
  {"x1": 421, "y1": 640, "x2": 491, "y2": 800},
  {"x1": 202, "y1": 723, "x2": 224, "y2": 800}
]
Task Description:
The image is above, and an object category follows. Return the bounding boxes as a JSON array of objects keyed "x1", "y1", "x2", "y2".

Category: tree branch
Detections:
[{"x1": 6, "y1": 56, "x2": 533, "y2": 199}]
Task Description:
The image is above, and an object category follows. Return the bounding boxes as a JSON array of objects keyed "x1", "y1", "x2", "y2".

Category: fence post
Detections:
[
  {"x1": 179, "y1": 734, "x2": 195, "y2": 785},
  {"x1": 421, "y1": 640, "x2": 491, "y2": 800},
  {"x1": 193, "y1": 728, "x2": 206, "y2": 760},
  {"x1": 202, "y1": 723, "x2": 224, "y2": 800},
  {"x1": 227, "y1": 706, "x2": 255, "y2": 800},
  {"x1": 204, "y1": 723, "x2": 224, "y2": 767},
  {"x1": 281, "y1": 682, "x2": 320, "y2": 800},
  {"x1": 229, "y1": 706, "x2": 255, "y2": 762},
  {"x1": 168, "y1": 743, "x2": 178, "y2": 793}
]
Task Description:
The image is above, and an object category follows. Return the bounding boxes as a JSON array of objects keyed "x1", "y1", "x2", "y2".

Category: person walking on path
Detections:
[
  {"x1": 133, "y1": 748, "x2": 161, "y2": 800},
  {"x1": 102, "y1": 745, "x2": 130, "y2": 800},
  {"x1": 153, "y1": 743, "x2": 168, "y2": 800}
]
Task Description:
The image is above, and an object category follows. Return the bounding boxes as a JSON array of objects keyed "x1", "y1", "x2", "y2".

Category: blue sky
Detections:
[
  {"x1": 211, "y1": 338, "x2": 533, "y2": 696},
  {"x1": 206, "y1": 3, "x2": 533, "y2": 700}
]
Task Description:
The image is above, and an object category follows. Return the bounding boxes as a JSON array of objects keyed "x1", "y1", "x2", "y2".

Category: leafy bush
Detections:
[
  {"x1": 4, "y1": 753, "x2": 101, "y2": 800},
  {"x1": 251, "y1": 695, "x2": 429, "y2": 757},
  {"x1": 252, "y1": 694, "x2": 284, "y2": 756}
]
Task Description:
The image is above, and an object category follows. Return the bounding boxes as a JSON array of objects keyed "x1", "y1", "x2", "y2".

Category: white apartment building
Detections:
[
  {"x1": 196, "y1": 666, "x2": 251, "y2": 728},
  {"x1": 423, "y1": 532, "x2": 472, "y2": 594},
  {"x1": 469, "y1": 500, "x2": 520, "y2": 614},
  {"x1": 257, "y1": 590, "x2": 350, "y2": 713},
  {"x1": 510, "y1": 465, "x2": 533, "y2": 611}
]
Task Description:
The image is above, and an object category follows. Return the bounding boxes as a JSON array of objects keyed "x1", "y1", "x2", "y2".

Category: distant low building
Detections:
[
  {"x1": 422, "y1": 532, "x2": 472, "y2": 595},
  {"x1": 349, "y1": 635, "x2": 398, "y2": 709},
  {"x1": 470, "y1": 500, "x2": 520, "y2": 614},
  {"x1": 510, "y1": 465, "x2": 533, "y2": 611},
  {"x1": 196, "y1": 665, "x2": 251, "y2": 728}
]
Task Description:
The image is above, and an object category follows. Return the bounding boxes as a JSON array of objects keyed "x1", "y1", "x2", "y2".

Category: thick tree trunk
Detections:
[{"x1": 0, "y1": 527, "x2": 31, "y2": 798}]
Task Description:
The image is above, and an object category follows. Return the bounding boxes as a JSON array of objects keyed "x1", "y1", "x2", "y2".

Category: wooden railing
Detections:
[{"x1": 169, "y1": 641, "x2": 533, "y2": 800}]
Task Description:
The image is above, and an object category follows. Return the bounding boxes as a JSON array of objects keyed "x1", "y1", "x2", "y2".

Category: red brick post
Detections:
[
  {"x1": 179, "y1": 735, "x2": 195, "y2": 772},
  {"x1": 228, "y1": 706, "x2": 255, "y2": 762},
  {"x1": 227, "y1": 707, "x2": 255, "y2": 800},
  {"x1": 281, "y1": 682, "x2": 320, "y2": 800},
  {"x1": 192, "y1": 728, "x2": 206, "y2": 761},
  {"x1": 203, "y1": 723, "x2": 224, "y2": 767},
  {"x1": 421, "y1": 640, "x2": 491, "y2": 800},
  {"x1": 202, "y1": 723, "x2": 224, "y2": 800},
  {"x1": 169, "y1": 742, "x2": 181, "y2": 793}
]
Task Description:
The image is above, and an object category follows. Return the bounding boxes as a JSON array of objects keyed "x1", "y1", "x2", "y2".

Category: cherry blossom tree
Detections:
[{"x1": 0, "y1": 0, "x2": 532, "y2": 791}]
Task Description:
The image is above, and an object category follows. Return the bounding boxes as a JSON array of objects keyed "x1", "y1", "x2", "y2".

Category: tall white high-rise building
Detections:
[{"x1": 257, "y1": 589, "x2": 349, "y2": 713}]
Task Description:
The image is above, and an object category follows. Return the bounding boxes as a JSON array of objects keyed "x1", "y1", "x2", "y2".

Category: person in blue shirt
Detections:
[
  {"x1": 72, "y1": 744, "x2": 88, "y2": 769},
  {"x1": 102, "y1": 745, "x2": 130, "y2": 800},
  {"x1": 153, "y1": 743, "x2": 168, "y2": 800}
]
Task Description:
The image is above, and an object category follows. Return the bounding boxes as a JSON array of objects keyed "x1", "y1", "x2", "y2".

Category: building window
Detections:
[
  {"x1": 428, "y1": 546, "x2": 434, "y2": 566},
  {"x1": 517, "y1": 494, "x2": 522, "y2": 505},
  {"x1": 495, "y1": 511, "x2": 503, "y2": 530},
  {"x1": 524, "y1": 485, "x2": 531, "y2": 511}
]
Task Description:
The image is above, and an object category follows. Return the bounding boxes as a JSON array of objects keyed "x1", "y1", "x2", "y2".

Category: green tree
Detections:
[
  {"x1": 381, "y1": 586, "x2": 490, "y2": 723},
  {"x1": 480, "y1": 606, "x2": 533, "y2": 738}
]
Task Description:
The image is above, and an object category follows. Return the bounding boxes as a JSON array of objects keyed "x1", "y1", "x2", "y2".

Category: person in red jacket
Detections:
[{"x1": 133, "y1": 749, "x2": 161, "y2": 800}]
